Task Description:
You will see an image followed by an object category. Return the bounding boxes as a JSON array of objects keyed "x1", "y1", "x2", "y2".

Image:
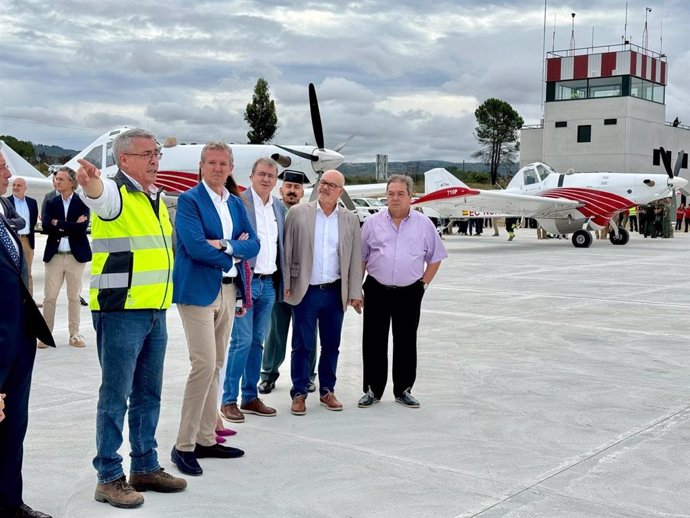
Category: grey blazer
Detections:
[{"x1": 283, "y1": 200, "x2": 363, "y2": 311}]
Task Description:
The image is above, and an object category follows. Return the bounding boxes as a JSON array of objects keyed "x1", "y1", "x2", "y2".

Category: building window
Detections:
[
  {"x1": 555, "y1": 80, "x2": 587, "y2": 100},
  {"x1": 588, "y1": 77, "x2": 622, "y2": 98},
  {"x1": 577, "y1": 125, "x2": 591, "y2": 143},
  {"x1": 604, "y1": 118, "x2": 617, "y2": 125},
  {"x1": 555, "y1": 121, "x2": 567, "y2": 128},
  {"x1": 631, "y1": 77, "x2": 665, "y2": 104}
]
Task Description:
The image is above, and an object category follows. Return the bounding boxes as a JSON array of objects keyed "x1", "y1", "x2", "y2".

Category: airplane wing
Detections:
[{"x1": 412, "y1": 187, "x2": 583, "y2": 219}]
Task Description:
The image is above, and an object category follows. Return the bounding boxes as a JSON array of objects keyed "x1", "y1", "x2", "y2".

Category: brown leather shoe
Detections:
[
  {"x1": 220, "y1": 402, "x2": 245, "y2": 423},
  {"x1": 240, "y1": 397, "x2": 276, "y2": 417},
  {"x1": 319, "y1": 391, "x2": 343, "y2": 411},
  {"x1": 129, "y1": 467, "x2": 187, "y2": 493},
  {"x1": 94, "y1": 476, "x2": 144, "y2": 509},
  {"x1": 291, "y1": 394, "x2": 307, "y2": 416}
]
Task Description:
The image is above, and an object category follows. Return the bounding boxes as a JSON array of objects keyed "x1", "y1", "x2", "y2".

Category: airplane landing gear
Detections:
[
  {"x1": 609, "y1": 228, "x2": 630, "y2": 245},
  {"x1": 572, "y1": 229, "x2": 593, "y2": 248}
]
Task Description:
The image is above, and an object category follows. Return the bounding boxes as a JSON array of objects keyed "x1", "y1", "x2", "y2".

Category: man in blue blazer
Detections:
[
  {"x1": 8, "y1": 178, "x2": 39, "y2": 296},
  {"x1": 171, "y1": 142, "x2": 260, "y2": 476},
  {"x1": 41, "y1": 166, "x2": 92, "y2": 348},
  {"x1": 220, "y1": 157, "x2": 286, "y2": 423},
  {"x1": 0, "y1": 154, "x2": 55, "y2": 518}
]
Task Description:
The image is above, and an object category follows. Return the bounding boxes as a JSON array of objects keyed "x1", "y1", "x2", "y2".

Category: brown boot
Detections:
[
  {"x1": 129, "y1": 468, "x2": 187, "y2": 493},
  {"x1": 94, "y1": 476, "x2": 144, "y2": 509},
  {"x1": 319, "y1": 391, "x2": 343, "y2": 411},
  {"x1": 291, "y1": 394, "x2": 307, "y2": 416}
]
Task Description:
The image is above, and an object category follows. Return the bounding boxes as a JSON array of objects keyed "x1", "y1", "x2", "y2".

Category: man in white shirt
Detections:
[
  {"x1": 220, "y1": 158, "x2": 286, "y2": 423},
  {"x1": 283, "y1": 170, "x2": 363, "y2": 415},
  {"x1": 8, "y1": 178, "x2": 38, "y2": 296}
]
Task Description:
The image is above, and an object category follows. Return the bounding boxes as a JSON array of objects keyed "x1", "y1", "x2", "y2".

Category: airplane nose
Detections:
[{"x1": 668, "y1": 177, "x2": 688, "y2": 190}]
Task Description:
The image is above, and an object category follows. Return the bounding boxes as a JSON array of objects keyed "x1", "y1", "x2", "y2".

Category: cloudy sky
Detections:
[{"x1": 1, "y1": 0, "x2": 688, "y2": 162}]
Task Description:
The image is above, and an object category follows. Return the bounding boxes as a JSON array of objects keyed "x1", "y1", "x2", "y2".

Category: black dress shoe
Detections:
[
  {"x1": 395, "y1": 388, "x2": 420, "y2": 408},
  {"x1": 357, "y1": 389, "x2": 380, "y2": 408},
  {"x1": 194, "y1": 443, "x2": 244, "y2": 459},
  {"x1": 80, "y1": 296, "x2": 88, "y2": 306},
  {"x1": 258, "y1": 380, "x2": 275, "y2": 394},
  {"x1": 10, "y1": 504, "x2": 53, "y2": 518},
  {"x1": 171, "y1": 446, "x2": 203, "y2": 476}
]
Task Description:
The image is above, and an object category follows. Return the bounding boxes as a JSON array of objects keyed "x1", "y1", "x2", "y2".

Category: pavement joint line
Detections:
[{"x1": 465, "y1": 404, "x2": 690, "y2": 517}]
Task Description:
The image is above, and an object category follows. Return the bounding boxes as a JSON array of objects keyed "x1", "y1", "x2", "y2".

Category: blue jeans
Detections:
[
  {"x1": 290, "y1": 283, "x2": 344, "y2": 399},
  {"x1": 222, "y1": 277, "x2": 275, "y2": 405},
  {"x1": 92, "y1": 310, "x2": 167, "y2": 483}
]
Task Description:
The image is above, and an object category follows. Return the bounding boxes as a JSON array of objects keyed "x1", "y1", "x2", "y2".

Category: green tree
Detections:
[
  {"x1": 0, "y1": 135, "x2": 36, "y2": 161},
  {"x1": 244, "y1": 78, "x2": 278, "y2": 144},
  {"x1": 472, "y1": 98, "x2": 523, "y2": 185}
]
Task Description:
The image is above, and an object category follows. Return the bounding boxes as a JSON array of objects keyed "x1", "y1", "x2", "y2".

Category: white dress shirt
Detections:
[
  {"x1": 250, "y1": 188, "x2": 278, "y2": 275},
  {"x1": 57, "y1": 194, "x2": 73, "y2": 253},
  {"x1": 201, "y1": 180, "x2": 237, "y2": 277},
  {"x1": 12, "y1": 196, "x2": 30, "y2": 235},
  {"x1": 310, "y1": 202, "x2": 340, "y2": 285}
]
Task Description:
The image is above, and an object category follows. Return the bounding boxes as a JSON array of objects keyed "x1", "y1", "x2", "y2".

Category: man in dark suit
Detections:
[
  {"x1": 8, "y1": 178, "x2": 39, "y2": 296},
  {"x1": 0, "y1": 152, "x2": 55, "y2": 518},
  {"x1": 40, "y1": 166, "x2": 92, "y2": 348}
]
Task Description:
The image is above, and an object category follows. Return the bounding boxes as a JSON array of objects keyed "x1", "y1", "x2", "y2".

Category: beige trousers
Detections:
[
  {"x1": 42, "y1": 253, "x2": 86, "y2": 336},
  {"x1": 18, "y1": 235, "x2": 34, "y2": 295},
  {"x1": 176, "y1": 284, "x2": 236, "y2": 451}
]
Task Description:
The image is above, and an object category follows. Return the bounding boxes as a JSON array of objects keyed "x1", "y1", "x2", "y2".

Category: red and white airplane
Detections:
[
  {"x1": 413, "y1": 154, "x2": 688, "y2": 248},
  {"x1": 2, "y1": 84, "x2": 347, "y2": 205}
]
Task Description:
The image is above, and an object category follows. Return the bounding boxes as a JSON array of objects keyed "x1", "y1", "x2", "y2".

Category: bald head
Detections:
[
  {"x1": 317, "y1": 169, "x2": 345, "y2": 213},
  {"x1": 12, "y1": 177, "x2": 27, "y2": 199}
]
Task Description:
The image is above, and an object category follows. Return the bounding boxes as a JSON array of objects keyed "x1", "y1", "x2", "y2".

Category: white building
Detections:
[{"x1": 521, "y1": 43, "x2": 690, "y2": 175}]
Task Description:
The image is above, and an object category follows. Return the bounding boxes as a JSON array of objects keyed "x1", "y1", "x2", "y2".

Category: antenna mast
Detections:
[{"x1": 569, "y1": 13, "x2": 576, "y2": 54}]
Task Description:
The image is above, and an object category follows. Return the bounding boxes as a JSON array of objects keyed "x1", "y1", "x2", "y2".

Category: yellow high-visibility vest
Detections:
[{"x1": 90, "y1": 177, "x2": 173, "y2": 311}]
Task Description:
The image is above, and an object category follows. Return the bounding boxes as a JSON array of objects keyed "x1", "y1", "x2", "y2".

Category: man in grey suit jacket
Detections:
[
  {"x1": 283, "y1": 169, "x2": 363, "y2": 415},
  {"x1": 220, "y1": 157, "x2": 286, "y2": 423}
]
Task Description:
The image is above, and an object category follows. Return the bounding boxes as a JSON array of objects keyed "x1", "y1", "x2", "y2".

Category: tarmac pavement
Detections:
[{"x1": 19, "y1": 229, "x2": 690, "y2": 517}]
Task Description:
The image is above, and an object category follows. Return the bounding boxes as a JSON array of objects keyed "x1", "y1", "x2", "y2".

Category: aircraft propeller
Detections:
[{"x1": 274, "y1": 83, "x2": 343, "y2": 173}]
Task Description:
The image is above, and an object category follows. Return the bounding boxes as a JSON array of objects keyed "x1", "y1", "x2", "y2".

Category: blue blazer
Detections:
[
  {"x1": 43, "y1": 194, "x2": 92, "y2": 263},
  {"x1": 8, "y1": 195, "x2": 38, "y2": 249},
  {"x1": 240, "y1": 189, "x2": 287, "y2": 303},
  {"x1": 173, "y1": 183, "x2": 260, "y2": 307}
]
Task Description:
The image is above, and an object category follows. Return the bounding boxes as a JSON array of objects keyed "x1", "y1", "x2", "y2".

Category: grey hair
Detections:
[
  {"x1": 57, "y1": 166, "x2": 78, "y2": 189},
  {"x1": 251, "y1": 157, "x2": 278, "y2": 175},
  {"x1": 201, "y1": 141, "x2": 234, "y2": 164},
  {"x1": 386, "y1": 174, "x2": 414, "y2": 195},
  {"x1": 112, "y1": 128, "x2": 157, "y2": 168}
]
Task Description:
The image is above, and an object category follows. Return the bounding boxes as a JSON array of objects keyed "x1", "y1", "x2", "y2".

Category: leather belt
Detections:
[
  {"x1": 311, "y1": 279, "x2": 341, "y2": 290},
  {"x1": 57, "y1": 251, "x2": 72, "y2": 255},
  {"x1": 253, "y1": 273, "x2": 273, "y2": 280},
  {"x1": 222, "y1": 277, "x2": 236, "y2": 285}
]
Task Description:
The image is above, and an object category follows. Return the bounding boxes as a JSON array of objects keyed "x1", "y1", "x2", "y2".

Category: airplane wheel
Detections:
[
  {"x1": 572, "y1": 230, "x2": 593, "y2": 248},
  {"x1": 609, "y1": 228, "x2": 630, "y2": 245}
]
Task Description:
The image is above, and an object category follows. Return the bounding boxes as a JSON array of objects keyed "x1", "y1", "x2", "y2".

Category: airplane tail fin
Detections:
[
  {"x1": 423, "y1": 168, "x2": 468, "y2": 194},
  {"x1": 0, "y1": 141, "x2": 46, "y2": 178}
]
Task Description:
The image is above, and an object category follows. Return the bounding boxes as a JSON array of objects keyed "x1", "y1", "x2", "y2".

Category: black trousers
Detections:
[
  {"x1": 0, "y1": 339, "x2": 36, "y2": 509},
  {"x1": 362, "y1": 276, "x2": 425, "y2": 398}
]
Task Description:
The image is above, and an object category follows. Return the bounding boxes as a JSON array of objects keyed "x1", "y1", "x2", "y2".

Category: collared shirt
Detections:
[
  {"x1": 57, "y1": 194, "x2": 73, "y2": 253},
  {"x1": 0, "y1": 202, "x2": 20, "y2": 256},
  {"x1": 250, "y1": 187, "x2": 278, "y2": 275},
  {"x1": 310, "y1": 202, "x2": 340, "y2": 285},
  {"x1": 362, "y1": 208, "x2": 448, "y2": 287},
  {"x1": 201, "y1": 179, "x2": 237, "y2": 278},
  {"x1": 79, "y1": 170, "x2": 159, "y2": 220},
  {"x1": 12, "y1": 195, "x2": 30, "y2": 234}
]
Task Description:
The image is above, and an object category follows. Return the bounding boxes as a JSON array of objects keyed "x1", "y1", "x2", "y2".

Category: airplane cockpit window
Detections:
[
  {"x1": 536, "y1": 164, "x2": 554, "y2": 181},
  {"x1": 523, "y1": 168, "x2": 540, "y2": 185},
  {"x1": 105, "y1": 141, "x2": 116, "y2": 168},
  {"x1": 84, "y1": 145, "x2": 103, "y2": 169}
]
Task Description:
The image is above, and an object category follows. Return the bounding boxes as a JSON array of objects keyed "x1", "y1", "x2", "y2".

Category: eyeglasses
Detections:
[
  {"x1": 254, "y1": 172, "x2": 277, "y2": 180},
  {"x1": 124, "y1": 151, "x2": 163, "y2": 161},
  {"x1": 320, "y1": 180, "x2": 343, "y2": 190}
]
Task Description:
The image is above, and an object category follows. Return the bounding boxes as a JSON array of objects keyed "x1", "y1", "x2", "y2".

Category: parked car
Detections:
[{"x1": 351, "y1": 197, "x2": 386, "y2": 224}]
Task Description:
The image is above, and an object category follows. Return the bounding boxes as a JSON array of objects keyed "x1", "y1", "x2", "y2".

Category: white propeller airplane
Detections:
[
  {"x1": 1, "y1": 84, "x2": 348, "y2": 207},
  {"x1": 413, "y1": 151, "x2": 689, "y2": 248}
]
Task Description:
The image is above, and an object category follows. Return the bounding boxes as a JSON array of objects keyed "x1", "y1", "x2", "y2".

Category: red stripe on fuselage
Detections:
[{"x1": 539, "y1": 187, "x2": 632, "y2": 225}]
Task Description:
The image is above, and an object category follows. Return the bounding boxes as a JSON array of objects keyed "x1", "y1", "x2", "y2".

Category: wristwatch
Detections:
[{"x1": 219, "y1": 239, "x2": 229, "y2": 252}]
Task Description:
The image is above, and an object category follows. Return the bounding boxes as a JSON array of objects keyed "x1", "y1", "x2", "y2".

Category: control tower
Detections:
[{"x1": 521, "y1": 43, "x2": 689, "y2": 174}]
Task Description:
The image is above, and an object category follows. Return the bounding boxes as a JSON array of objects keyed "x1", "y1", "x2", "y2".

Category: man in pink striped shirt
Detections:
[{"x1": 359, "y1": 174, "x2": 447, "y2": 409}]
